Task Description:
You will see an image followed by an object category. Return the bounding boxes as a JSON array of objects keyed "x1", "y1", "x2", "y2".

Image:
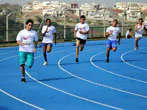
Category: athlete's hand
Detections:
[
  {"x1": 74, "y1": 36, "x2": 76, "y2": 38},
  {"x1": 45, "y1": 27, "x2": 49, "y2": 32},
  {"x1": 34, "y1": 48, "x2": 37, "y2": 53},
  {"x1": 20, "y1": 42, "x2": 25, "y2": 46},
  {"x1": 79, "y1": 31, "x2": 83, "y2": 34},
  {"x1": 109, "y1": 30, "x2": 113, "y2": 35},
  {"x1": 118, "y1": 41, "x2": 120, "y2": 45}
]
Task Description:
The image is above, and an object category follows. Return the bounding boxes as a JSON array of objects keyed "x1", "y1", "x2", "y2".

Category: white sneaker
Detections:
[
  {"x1": 43, "y1": 62, "x2": 48, "y2": 66},
  {"x1": 134, "y1": 47, "x2": 138, "y2": 50}
]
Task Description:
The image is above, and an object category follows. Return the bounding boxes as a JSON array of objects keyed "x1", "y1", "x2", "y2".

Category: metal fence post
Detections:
[
  {"x1": 121, "y1": 17, "x2": 124, "y2": 36},
  {"x1": 103, "y1": 13, "x2": 106, "y2": 37},
  {"x1": 91, "y1": 27, "x2": 93, "y2": 38},
  {"x1": 6, "y1": 13, "x2": 12, "y2": 42},
  {"x1": 64, "y1": 15, "x2": 66, "y2": 40},
  {"x1": 24, "y1": 15, "x2": 26, "y2": 29}
]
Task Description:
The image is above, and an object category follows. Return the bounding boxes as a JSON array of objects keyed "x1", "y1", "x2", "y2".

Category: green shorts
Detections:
[{"x1": 19, "y1": 52, "x2": 34, "y2": 67}]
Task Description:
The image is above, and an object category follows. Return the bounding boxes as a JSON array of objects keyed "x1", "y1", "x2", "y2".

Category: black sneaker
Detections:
[
  {"x1": 106, "y1": 58, "x2": 109, "y2": 63},
  {"x1": 75, "y1": 58, "x2": 79, "y2": 62},
  {"x1": 21, "y1": 78, "x2": 26, "y2": 83}
]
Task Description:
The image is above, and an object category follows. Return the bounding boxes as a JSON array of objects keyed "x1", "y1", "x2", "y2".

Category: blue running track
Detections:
[{"x1": 0, "y1": 38, "x2": 147, "y2": 110}]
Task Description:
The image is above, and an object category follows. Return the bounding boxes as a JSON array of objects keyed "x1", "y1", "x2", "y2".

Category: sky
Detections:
[{"x1": 0, "y1": 0, "x2": 147, "y2": 7}]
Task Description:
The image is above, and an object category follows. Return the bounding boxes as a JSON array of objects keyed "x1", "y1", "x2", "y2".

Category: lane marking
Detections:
[
  {"x1": 0, "y1": 89, "x2": 44, "y2": 110},
  {"x1": 26, "y1": 48, "x2": 123, "y2": 110},
  {"x1": 121, "y1": 47, "x2": 147, "y2": 71},
  {"x1": 91, "y1": 51, "x2": 147, "y2": 84},
  {"x1": 26, "y1": 71, "x2": 123, "y2": 110},
  {"x1": 58, "y1": 52, "x2": 147, "y2": 98},
  {"x1": 0, "y1": 49, "x2": 75, "y2": 109}
]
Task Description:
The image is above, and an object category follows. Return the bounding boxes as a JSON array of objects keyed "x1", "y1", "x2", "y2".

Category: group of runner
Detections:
[{"x1": 16, "y1": 15, "x2": 147, "y2": 82}]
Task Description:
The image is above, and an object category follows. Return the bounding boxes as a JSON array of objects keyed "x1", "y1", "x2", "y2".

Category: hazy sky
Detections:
[{"x1": 0, "y1": 0, "x2": 147, "y2": 7}]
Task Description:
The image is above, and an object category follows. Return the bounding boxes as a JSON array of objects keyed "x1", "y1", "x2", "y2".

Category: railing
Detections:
[{"x1": 0, "y1": 26, "x2": 146, "y2": 47}]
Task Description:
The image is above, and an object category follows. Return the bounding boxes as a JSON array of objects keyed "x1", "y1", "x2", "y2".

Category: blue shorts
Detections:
[
  {"x1": 42, "y1": 43, "x2": 53, "y2": 47},
  {"x1": 106, "y1": 39, "x2": 117, "y2": 48},
  {"x1": 19, "y1": 52, "x2": 34, "y2": 67}
]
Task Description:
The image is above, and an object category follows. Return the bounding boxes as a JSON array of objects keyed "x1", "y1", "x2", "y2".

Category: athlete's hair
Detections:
[
  {"x1": 139, "y1": 18, "x2": 144, "y2": 22},
  {"x1": 26, "y1": 19, "x2": 33, "y2": 25},
  {"x1": 80, "y1": 15, "x2": 86, "y2": 19},
  {"x1": 46, "y1": 18, "x2": 51, "y2": 22},
  {"x1": 129, "y1": 28, "x2": 132, "y2": 31},
  {"x1": 113, "y1": 19, "x2": 118, "y2": 23}
]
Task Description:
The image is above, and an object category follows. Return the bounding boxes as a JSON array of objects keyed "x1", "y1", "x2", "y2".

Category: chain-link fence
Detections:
[{"x1": 0, "y1": 25, "x2": 147, "y2": 47}]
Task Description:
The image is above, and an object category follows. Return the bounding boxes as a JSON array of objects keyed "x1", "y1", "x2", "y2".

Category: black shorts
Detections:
[
  {"x1": 77, "y1": 38, "x2": 86, "y2": 45},
  {"x1": 127, "y1": 35, "x2": 132, "y2": 38}
]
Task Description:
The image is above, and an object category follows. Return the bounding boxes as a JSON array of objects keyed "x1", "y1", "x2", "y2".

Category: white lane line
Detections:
[
  {"x1": 26, "y1": 71, "x2": 123, "y2": 110},
  {"x1": 26, "y1": 48, "x2": 123, "y2": 110},
  {"x1": 0, "y1": 47, "x2": 42, "y2": 56},
  {"x1": 0, "y1": 48, "x2": 75, "y2": 62},
  {"x1": 0, "y1": 51, "x2": 17, "y2": 55},
  {"x1": 90, "y1": 51, "x2": 147, "y2": 84},
  {"x1": 121, "y1": 47, "x2": 147, "y2": 71},
  {"x1": 0, "y1": 55, "x2": 19, "y2": 62},
  {"x1": 34, "y1": 49, "x2": 75, "y2": 59},
  {"x1": 0, "y1": 49, "x2": 74, "y2": 110},
  {"x1": 58, "y1": 52, "x2": 147, "y2": 98},
  {"x1": 0, "y1": 89, "x2": 44, "y2": 110},
  {"x1": 0, "y1": 46, "x2": 18, "y2": 49}
]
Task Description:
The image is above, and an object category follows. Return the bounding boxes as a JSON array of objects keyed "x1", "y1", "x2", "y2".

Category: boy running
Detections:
[
  {"x1": 16, "y1": 19, "x2": 38, "y2": 82},
  {"x1": 106, "y1": 19, "x2": 121, "y2": 63},
  {"x1": 134, "y1": 18, "x2": 147, "y2": 50},
  {"x1": 74, "y1": 15, "x2": 89, "y2": 62},
  {"x1": 42, "y1": 19, "x2": 56, "y2": 66}
]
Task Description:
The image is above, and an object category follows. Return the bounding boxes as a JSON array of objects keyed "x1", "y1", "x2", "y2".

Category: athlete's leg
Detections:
[
  {"x1": 20, "y1": 64, "x2": 25, "y2": 78},
  {"x1": 106, "y1": 39, "x2": 112, "y2": 63},
  {"x1": 80, "y1": 39, "x2": 86, "y2": 51},
  {"x1": 106, "y1": 47, "x2": 111, "y2": 63},
  {"x1": 26, "y1": 52, "x2": 34, "y2": 68},
  {"x1": 76, "y1": 39, "x2": 80, "y2": 62},
  {"x1": 47, "y1": 44, "x2": 52, "y2": 53},
  {"x1": 112, "y1": 40, "x2": 117, "y2": 52},
  {"x1": 43, "y1": 44, "x2": 47, "y2": 62},
  {"x1": 118, "y1": 37, "x2": 120, "y2": 45},
  {"x1": 135, "y1": 38, "x2": 139, "y2": 50},
  {"x1": 19, "y1": 52, "x2": 26, "y2": 82},
  {"x1": 80, "y1": 44, "x2": 84, "y2": 51},
  {"x1": 112, "y1": 47, "x2": 117, "y2": 52}
]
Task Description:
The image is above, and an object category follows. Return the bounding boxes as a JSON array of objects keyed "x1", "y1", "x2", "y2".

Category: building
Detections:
[
  {"x1": 71, "y1": 2, "x2": 78, "y2": 8},
  {"x1": 117, "y1": 2, "x2": 142, "y2": 21},
  {"x1": 22, "y1": 5, "x2": 33, "y2": 12},
  {"x1": 114, "y1": 2, "x2": 127, "y2": 11},
  {"x1": 126, "y1": 2, "x2": 141, "y2": 21},
  {"x1": 138, "y1": 3, "x2": 147, "y2": 11}
]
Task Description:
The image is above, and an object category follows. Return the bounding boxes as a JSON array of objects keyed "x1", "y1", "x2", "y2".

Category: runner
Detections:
[
  {"x1": 105, "y1": 19, "x2": 121, "y2": 63},
  {"x1": 16, "y1": 19, "x2": 38, "y2": 82},
  {"x1": 134, "y1": 18, "x2": 147, "y2": 50},
  {"x1": 74, "y1": 15, "x2": 89, "y2": 62},
  {"x1": 42, "y1": 18, "x2": 56, "y2": 66}
]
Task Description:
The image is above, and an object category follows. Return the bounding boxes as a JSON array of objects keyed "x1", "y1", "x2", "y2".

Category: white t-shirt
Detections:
[
  {"x1": 42, "y1": 25, "x2": 56, "y2": 43},
  {"x1": 75, "y1": 23, "x2": 89, "y2": 40},
  {"x1": 106, "y1": 26, "x2": 121, "y2": 40},
  {"x1": 16, "y1": 29, "x2": 38, "y2": 52},
  {"x1": 135, "y1": 24, "x2": 144, "y2": 38},
  {"x1": 126, "y1": 31, "x2": 129, "y2": 39}
]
